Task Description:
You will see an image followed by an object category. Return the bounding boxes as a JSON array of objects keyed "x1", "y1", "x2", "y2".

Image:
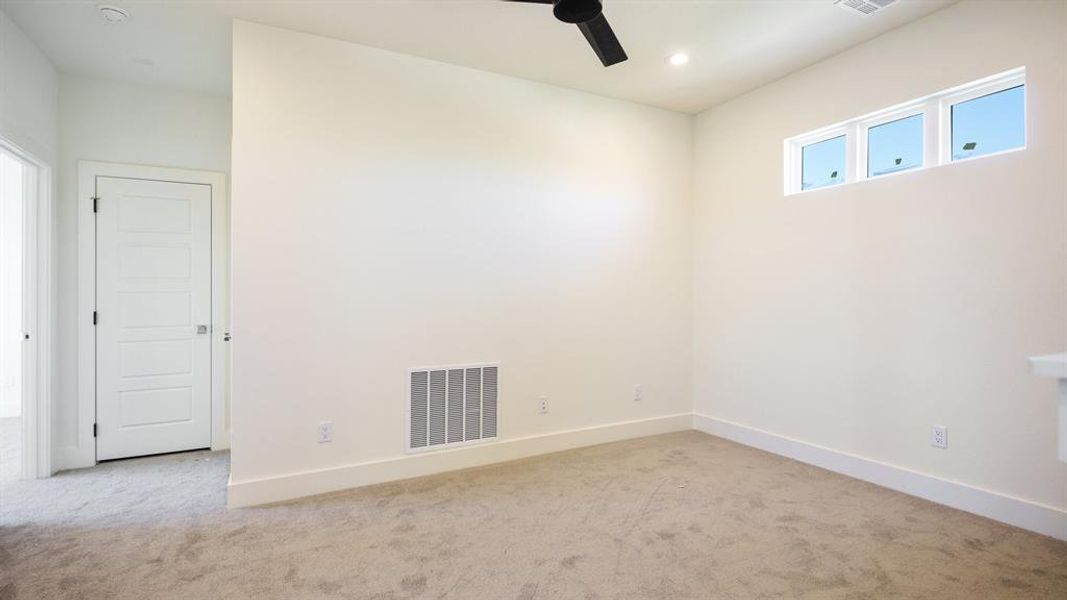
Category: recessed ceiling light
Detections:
[
  {"x1": 667, "y1": 53, "x2": 690, "y2": 66},
  {"x1": 98, "y1": 5, "x2": 129, "y2": 24}
]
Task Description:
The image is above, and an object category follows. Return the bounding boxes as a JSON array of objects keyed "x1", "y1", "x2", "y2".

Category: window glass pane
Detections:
[
  {"x1": 951, "y1": 85, "x2": 1025, "y2": 160},
  {"x1": 801, "y1": 135, "x2": 845, "y2": 191},
  {"x1": 867, "y1": 114, "x2": 923, "y2": 177}
]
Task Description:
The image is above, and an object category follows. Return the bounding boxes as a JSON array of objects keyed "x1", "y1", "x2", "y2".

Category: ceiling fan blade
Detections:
[{"x1": 576, "y1": 13, "x2": 627, "y2": 67}]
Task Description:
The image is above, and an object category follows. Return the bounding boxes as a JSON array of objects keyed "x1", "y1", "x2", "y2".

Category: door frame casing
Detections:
[
  {"x1": 76, "y1": 161, "x2": 229, "y2": 468},
  {"x1": 0, "y1": 136, "x2": 53, "y2": 479}
]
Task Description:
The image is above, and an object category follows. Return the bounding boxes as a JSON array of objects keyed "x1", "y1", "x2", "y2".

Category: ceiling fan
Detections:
[{"x1": 505, "y1": 0, "x2": 628, "y2": 67}]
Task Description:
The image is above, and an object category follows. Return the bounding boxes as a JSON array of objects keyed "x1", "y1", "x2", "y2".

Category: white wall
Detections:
[
  {"x1": 230, "y1": 21, "x2": 693, "y2": 489},
  {"x1": 54, "y1": 75, "x2": 231, "y2": 468},
  {"x1": 692, "y1": 0, "x2": 1067, "y2": 510},
  {"x1": 0, "y1": 9, "x2": 58, "y2": 165},
  {"x1": 0, "y1": 9, "x2": 55, "y2": 469}
]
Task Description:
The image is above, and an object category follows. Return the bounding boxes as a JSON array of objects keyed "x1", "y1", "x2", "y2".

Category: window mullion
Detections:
[
  {"x1": 853, "y1": 122, "x2": 867, "y2": 183},
  {"x1": 926, "y1": 100, "x2": 943, "y2": 167}
]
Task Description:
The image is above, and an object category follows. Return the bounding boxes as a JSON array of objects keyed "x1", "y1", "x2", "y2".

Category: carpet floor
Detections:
[{"x1": 1, "y1": 430, "x2": 1065, "y2": 599}]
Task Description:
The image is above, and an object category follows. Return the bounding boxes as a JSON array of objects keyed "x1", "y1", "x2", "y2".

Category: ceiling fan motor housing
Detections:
[
  {"x1": 553, "y1": 0, "x2": 602, "y2": 24},
  {"x1": 507, "y1": 0, "x2": 625, "y2": 67}
]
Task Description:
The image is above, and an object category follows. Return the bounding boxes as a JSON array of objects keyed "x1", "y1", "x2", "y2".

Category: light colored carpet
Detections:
[{"x1": 1, "y1": 431, "x2": 1064, "y2": 599}]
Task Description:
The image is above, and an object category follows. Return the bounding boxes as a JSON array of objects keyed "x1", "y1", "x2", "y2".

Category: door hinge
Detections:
[
  {"x1": 92, "y1": 196, "x2": 99, "y2": 213},
  {"x1": 93, "y1": 423, "x2": 97, "y2": 438},
  {"x1": 92, "y1": 311, "x2": 98, "y2": 325}
]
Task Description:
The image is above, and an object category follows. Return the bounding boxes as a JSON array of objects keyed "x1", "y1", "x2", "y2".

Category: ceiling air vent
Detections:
[
  {"x1": 835, "y1": 0, "x2": 896, "y2": 16},
  {"x1": 409, "y1": 363, "x2": 498, "y2": 452}
]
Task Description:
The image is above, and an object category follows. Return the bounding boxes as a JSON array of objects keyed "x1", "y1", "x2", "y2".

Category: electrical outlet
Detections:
[
  {"x1": 319, "y1": 421, "x2": 333, "y2": 443},
  {"x1": 931, "y1": 425, "x2": 947, "y2": 449},
  {"x1": 538, "y1": 396, "x2": 548, "y2": 415},
  {"x1": 633, "y1": 384, "x2": 643, "y2": 402}
]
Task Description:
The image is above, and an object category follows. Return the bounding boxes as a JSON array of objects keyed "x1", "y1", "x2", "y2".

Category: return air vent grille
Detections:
[
  {"x1": 835, "y1": 0, "x2": 896, "y2": 16},
  {"x1": 409, "y1": 364, "x2": 498, "y2": 451}
]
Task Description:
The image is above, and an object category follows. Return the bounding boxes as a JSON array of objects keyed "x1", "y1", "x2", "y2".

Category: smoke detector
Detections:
[
  {"x1": 835, "y1": 0, "x2": 896, "y2": 16},
  {"x1": 98, "y1": 5, "x2": 129, "y2": 24}
]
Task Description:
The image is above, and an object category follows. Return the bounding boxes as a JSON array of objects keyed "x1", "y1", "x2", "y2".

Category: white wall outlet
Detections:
[
  {"x1": 931, "y1": 425, "x2": 947, "y2": 449},
  {"x1": 634, "y1": 384, "x2": 643, "y2": 402},
  {"x1": 319, "y1": 421, "x2": 333, "y2": 443},
  {"x1": 538, "y1": 396, "x2": 548, "y2": 415}
]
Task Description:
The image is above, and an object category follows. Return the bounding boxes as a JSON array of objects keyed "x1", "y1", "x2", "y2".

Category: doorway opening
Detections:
[{"x1": 0, "y1": 140, "x2": 49, "y2": 482}]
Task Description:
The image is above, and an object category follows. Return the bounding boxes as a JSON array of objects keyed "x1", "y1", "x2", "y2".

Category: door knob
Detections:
[{"x1": 196, "y1": 324, "x2": 209, "y2": 334}]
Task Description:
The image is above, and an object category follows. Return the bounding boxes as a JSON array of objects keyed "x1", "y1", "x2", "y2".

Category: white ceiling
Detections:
[{"x1": 1, "y1": 0, "x2": 955, "y2": 114}]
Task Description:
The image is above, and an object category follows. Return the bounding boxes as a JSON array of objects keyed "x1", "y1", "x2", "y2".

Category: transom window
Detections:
[
  {"x1": 785, "y1": 68, "x2": 1025, "y2": 195},
  {"x1": 868, "y1": 113, "x2": 923, "y2": 177},
  {"x1": 801, "y1": 135, "x2": 845, "y2": 191},
  {"x1": 951, "y1": 85, "x2": 1025, "y2": 161}
]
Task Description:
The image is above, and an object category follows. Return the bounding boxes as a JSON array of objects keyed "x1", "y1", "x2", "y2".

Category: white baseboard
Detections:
[
  {"x1": 211, "y1": 428, "x2": 231, "y2": 452},
  {"x1": 227, "y1": 413, "x2": 693, "y2": 508},
  {"x1": 54, "y1": 432, "x2": 228, "y2": 473},
  {"x1": 53, "y1": 444, "x2": 94, "y2": 473},
  {"x1": 692, "y1": 413, "x2": 1067, "y2": 541},
  {"x1": 227, "y1": 411, "x2": 1067, "y2": 541}
]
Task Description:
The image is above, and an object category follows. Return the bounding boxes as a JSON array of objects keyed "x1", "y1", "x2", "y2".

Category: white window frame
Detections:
[
  {"x1": 857, "y1": 106, "x2": 932, "y2": 182},
  {"x1": 785, "y1": 127, "x2": 851, "y2": 195},
  {"x1": 938, "y1": 71, "x2": 1027, "y2": 165},
  {"x1": 784, "y1": 67, "x2": 1026, "y2": 196}
]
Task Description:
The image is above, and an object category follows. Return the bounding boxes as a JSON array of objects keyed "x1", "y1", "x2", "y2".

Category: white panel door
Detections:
[{"x1": 95, "y1": 176, "x2": 211, "y2": 460}]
